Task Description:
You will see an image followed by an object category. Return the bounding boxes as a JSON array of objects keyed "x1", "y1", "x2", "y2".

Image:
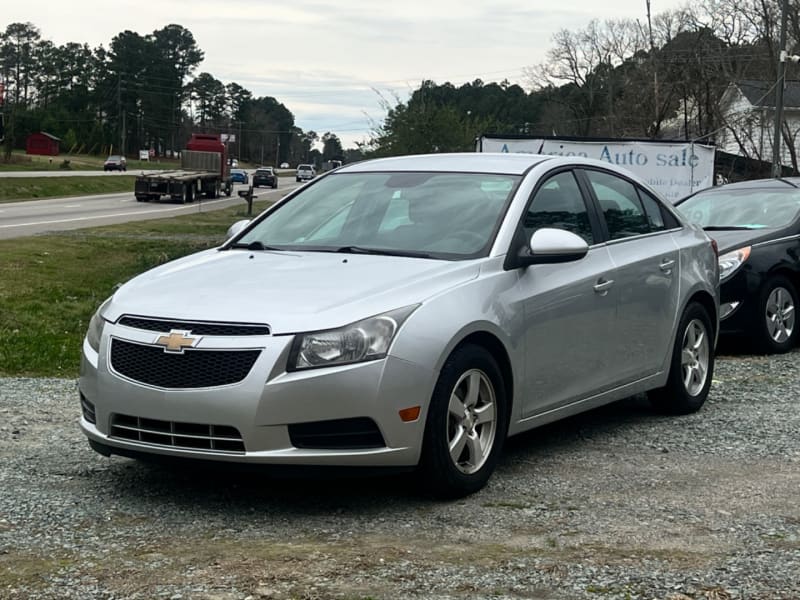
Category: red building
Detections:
[{"x1": 26, "y1": 132, "x2": 61, "y2": 156}]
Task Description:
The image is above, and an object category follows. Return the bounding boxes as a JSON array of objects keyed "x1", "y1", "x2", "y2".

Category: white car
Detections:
[{"x1": 296, "y1": 164, "x2": 316, "y2": 182}]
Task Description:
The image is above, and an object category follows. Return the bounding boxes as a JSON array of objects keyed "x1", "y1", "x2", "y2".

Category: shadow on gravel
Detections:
[
  {"x1": 91, "y1": 394, "x2": 661, "y2": 513},
  {"x1": 501, "y1": 393, "x2": 656, "y2": 461}
]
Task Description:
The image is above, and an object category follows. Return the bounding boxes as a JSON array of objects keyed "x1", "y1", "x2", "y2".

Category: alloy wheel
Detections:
[
  {"x1": 447, "y1": 369, "x2": 497, "y2": 474},
  {"x1": 681, "y1": 318, "x2": 710, "y2": 396},
  {"x1": 765, "y1": 286, "x2": 796, "y2": 344}
]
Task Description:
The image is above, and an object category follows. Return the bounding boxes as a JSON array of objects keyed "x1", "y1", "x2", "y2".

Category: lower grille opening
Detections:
[
  {"x1": 80, "y1": 392, "x2": 96, "y2": 424},
  {"x1": 110, "y1": 413, "x2": 245, "y2": 453},
  {"x1": 288, "y1": 417, "x2": 386, "y2": 450}
]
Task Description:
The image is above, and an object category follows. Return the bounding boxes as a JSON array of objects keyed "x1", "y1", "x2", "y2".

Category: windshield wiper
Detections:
[
  {"x1": 229, "y1": 241, "x2": 284, "y2": 251},
  {"x1": 333, "y1": 245, "x2": 433, "y2": 258},
  {"x1": 703, "y1": 226, "x2": 757, "y2": 231}
]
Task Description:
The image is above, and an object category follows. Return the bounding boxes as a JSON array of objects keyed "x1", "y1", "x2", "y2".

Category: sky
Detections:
[{"x1": 5, "y1": 0, "x2": 689, "y2": 149}]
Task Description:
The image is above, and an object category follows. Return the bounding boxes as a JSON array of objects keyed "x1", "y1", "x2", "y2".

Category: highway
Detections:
[{"x1": 0, "y1": 179, "x2": 300, "y2": 239}]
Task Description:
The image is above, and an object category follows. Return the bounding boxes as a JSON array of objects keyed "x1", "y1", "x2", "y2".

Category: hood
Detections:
[
  {"x1": 703, "y1": 228, "x2": 782, "y2": 254},
  {"x1": 106, "y1": 249, "x2": 480, "y2": 334}
]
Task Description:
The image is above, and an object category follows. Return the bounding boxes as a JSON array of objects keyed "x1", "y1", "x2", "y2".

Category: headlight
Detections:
[
  {"x1": 86, "y1": 298, "x2": 112, "y2": 353},
  {"x1": 718, "y1": 246, "x2": 751, "y2": 282},
  {"x1": 288, "y1": 305, "x2": 418, "y2": 371}
]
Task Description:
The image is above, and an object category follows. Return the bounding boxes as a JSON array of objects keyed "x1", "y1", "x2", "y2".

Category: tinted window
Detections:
[
  {"x1": 638, "y1": 190, "x2": 666, "y2": 231},
  {"x1": 585, "y1": 170, "x2": 649, "y2": 240},
  {"x1": 524, "y1": 171, "x2": 594, "y2": 244}
]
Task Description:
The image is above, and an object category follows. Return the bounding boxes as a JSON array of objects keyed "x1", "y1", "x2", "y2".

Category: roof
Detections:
[
  {"x1": 735, "y1": 80, "x2": 800, "y2": 109},
  {"x1": 31, "y1": 131, "x2": 62, "y2": 141},
  {"x1": 340, "y1": 153, "x2": 552, "y2": 175}
]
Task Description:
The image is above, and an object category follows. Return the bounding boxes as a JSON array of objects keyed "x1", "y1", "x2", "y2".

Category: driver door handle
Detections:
[
  {"x1": 660, "y1": 258, "x2": 676, "y2": 274},
  {"x1": 593, "y1": 278, "x2": 615, "y2": 295}
]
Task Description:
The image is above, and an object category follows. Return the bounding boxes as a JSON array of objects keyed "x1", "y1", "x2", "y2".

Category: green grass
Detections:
[
  {"x1": 0, "y1": 176, "x2": 139, "y2": 203},
  {"x1": 0, "y1": 200, "x2": 273, "y2": 377},
  {"x1": 0, "y1": 150, "x2": 178, "y2": 172}
]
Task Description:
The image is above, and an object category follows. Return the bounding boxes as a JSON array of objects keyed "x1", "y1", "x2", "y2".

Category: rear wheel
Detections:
[
  {"x1": 755, "y1": 275, "x2": 798, "y2": 354},
  {"x1": 418, "y1": 344, "x2": 507, "y2": 498},
  {"x1": 649, "y1": 302, "x2": 714, "y2": 415}
]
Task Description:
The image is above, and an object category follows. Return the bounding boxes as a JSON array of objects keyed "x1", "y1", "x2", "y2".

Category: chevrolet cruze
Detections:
[{"x1": 80, "y1": 153, "x2": 719, "y2": 497}]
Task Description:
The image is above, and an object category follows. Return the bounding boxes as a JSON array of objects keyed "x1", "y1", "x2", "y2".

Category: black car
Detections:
[
  {"x1": 253, "y1": 167, "x2": 277, "y2": 189},
  {"x1": 676, "y1": 178, "x2": 800, "y2": 353}
]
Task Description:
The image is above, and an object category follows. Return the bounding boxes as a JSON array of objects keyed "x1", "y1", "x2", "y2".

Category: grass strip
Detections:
[
  {"x1": 0, "y1": 200, "x2": 272, "y2": 377},
  {"x1": 0, "y1": 176, "x2": 138, "y2": 203}
]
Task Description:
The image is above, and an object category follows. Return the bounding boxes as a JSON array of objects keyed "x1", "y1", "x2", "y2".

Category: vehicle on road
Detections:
[
  {"x1": 677, "y1": 177, "x2": 800, "y2": 353},
  {"x1": 296, "y1": 164, "x2": 315, "y2": 182},
  {"x1": 253, "y1": 167, "x2": 277, "y2": 189},
  {"x1": 134, "y1": 134, "x2": 233, "y2": 203},
  {"x1": 280, "y1": 162, "x2": 289, "y2": 169},
  {"x1": 103, "y1": 155, "x2": 127, "y2": 172},
  {"x1": 80, "y1": 153, "x2": 719, "y2": 498},
  {"x1": 231, "y1": 169, "x2": 249, "y2": 184}
]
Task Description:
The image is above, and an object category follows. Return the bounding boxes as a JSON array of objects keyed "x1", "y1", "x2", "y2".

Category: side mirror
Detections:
[
  {"x1": 225, "y1": 219, "x2": 251, "y2": 241},
  {"x1": 516, "y1": 228, "x2": 589, "y2": 267}
]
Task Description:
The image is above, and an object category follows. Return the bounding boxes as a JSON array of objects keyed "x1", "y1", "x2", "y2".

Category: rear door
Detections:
[{"x1": 579, "y1": 168, "x2": 680, "y2": 381}]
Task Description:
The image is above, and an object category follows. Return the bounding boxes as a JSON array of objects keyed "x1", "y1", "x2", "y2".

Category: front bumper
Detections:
[{"x1": 79, "y1": 323, "x2": 436, "y2": 467}]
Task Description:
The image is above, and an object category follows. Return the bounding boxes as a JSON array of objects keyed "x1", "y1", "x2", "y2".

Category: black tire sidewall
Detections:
[
  {"x1": 651, "y1": 302, "x2": 714, "y2": 414},
  {"x1": 756, "y1": 275, "x2": 798, "y2": 354},
  {"x1": 418, "y1": 344, "x2": 508, "y2": 498}
]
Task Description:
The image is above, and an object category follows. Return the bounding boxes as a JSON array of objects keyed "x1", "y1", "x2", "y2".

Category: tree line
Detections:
[
  {"x1": 363, "y1": 0, "x2": 800, "y2": 171},
  {"x1": 0, "y1": 22, "x2": 345, "y2": 166},
  {"x1": 3, "y1": 1, "x2": 799, "y2": 170}
]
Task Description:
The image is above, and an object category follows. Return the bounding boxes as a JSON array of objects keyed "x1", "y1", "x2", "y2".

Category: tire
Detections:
[
  {"x1": 649, "y1": 302, "x2": 714, "y2": 415},
  {"x1": 273, "y1": 182, "x2": 278, "y2": 189},
  {"x1": 755, "y1": 275, "x2": 798, "y2": 354},
  {"x1": 418, "y1": 344, "x2": 508, "y2": 498}
]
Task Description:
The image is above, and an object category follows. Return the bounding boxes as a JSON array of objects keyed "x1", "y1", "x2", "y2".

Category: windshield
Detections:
[
  {"x1": 677, "y1": 187, "x2": 800, "y2": 229},
  {"x1": 233, "y1": 171, "x2": 519, "y2": 259}
]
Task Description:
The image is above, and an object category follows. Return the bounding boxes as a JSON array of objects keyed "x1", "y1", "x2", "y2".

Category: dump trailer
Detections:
[{"x1": 134, "y1": 134, "x2": 234, "y2": 203}]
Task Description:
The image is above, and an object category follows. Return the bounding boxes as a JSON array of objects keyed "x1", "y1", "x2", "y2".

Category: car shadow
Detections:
[{"x1": 92, "y1": 395, "x2": 661, "y2": 513}]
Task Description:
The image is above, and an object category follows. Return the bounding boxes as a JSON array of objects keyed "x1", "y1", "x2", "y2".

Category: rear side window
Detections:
[
  {"x1": 638, "y1": 190, "x2": 666, "y2": 231},
  {"x1": 584, "y1": 170, "x2": 649, "y2": 240}
]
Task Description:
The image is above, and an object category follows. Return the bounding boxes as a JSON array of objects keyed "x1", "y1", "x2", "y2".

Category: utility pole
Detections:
[
  {"x1": 117, "y1": 73, "x2": 122, "y2": 155},
  {"x1": 772, "y1": 0, "x2": 789, "y2": 178}
]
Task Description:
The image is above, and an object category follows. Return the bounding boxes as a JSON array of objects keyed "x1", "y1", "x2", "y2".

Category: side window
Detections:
[
  {"x1": 638, "y1": 189, "x2": 666, "y2": 231},
  {"x1": 525, "y1": 171, "x2": 594, "y2": 244},
  {"x1": 585, "y1": 170, "x2": 649, "y2": 240}
]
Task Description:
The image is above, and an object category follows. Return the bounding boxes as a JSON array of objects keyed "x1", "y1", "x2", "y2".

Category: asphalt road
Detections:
[{"x1": 0, "y1": 180, "x2": 299, "y2": 239}]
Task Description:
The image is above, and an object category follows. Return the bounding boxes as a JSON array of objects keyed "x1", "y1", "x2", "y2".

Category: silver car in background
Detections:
[{"x1": 80, "y1": 153, "x2": 719, "y2": 497}]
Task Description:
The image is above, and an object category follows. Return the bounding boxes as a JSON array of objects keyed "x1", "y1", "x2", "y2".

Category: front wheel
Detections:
[
  {"x1": 649, "y1": 302, "x2": 714, "y2": 415},
  {"x1": 755, "y1": 275, "x2": 798, "y2": 354},
  {"x1": 418, "y1": 344, "x2": 508, "y2": 498}
]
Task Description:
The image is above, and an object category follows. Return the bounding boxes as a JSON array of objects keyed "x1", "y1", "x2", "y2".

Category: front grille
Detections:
[
  {"x1": 289, "y1": 417, "x2": 386, "y2": 450},
  {"x1": 80, "y1": 392, "x2": 96, "y2": 424},
  {"x1": 118, "y1": 316, "x2": 270, "y2": 336},
  {"x1": 110, "y1": 414, "x2": 245, "y2": 453},
  {"x1": 110, "y1": 339, "x2": 260, "y2": 388}
]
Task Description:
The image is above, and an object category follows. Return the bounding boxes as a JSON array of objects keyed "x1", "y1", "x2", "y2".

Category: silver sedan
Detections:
[{"x1": 79, "y1": 153, "x2": 719, "y2": 497}]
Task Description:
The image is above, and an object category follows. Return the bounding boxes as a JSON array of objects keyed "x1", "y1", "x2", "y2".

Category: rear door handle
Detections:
[
  {"x1": 593, "y1": 278, "x2": 615, "y2": 295},
  {"x1": 660, "y1": 258, "x2": 676, "y2": 273}
]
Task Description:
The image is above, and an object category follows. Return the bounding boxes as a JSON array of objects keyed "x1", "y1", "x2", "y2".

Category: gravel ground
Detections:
[{"x1": 1, "y1": 348, "x2": 799, "y2": 600}]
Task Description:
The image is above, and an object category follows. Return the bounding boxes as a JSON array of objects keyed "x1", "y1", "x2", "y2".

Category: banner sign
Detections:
[{"x1": 478, "y1": 136, "x2": 715, "y2": 202}]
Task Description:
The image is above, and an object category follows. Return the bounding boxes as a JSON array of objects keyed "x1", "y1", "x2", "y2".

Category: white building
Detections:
[{"x1": 717, "y1": 80, "x2": 800, "y2": 167}]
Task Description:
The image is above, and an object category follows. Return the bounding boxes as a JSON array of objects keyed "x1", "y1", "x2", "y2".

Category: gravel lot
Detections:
[{"x1": 1, "y1": 347, "x2": 799, "y2": 600}]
